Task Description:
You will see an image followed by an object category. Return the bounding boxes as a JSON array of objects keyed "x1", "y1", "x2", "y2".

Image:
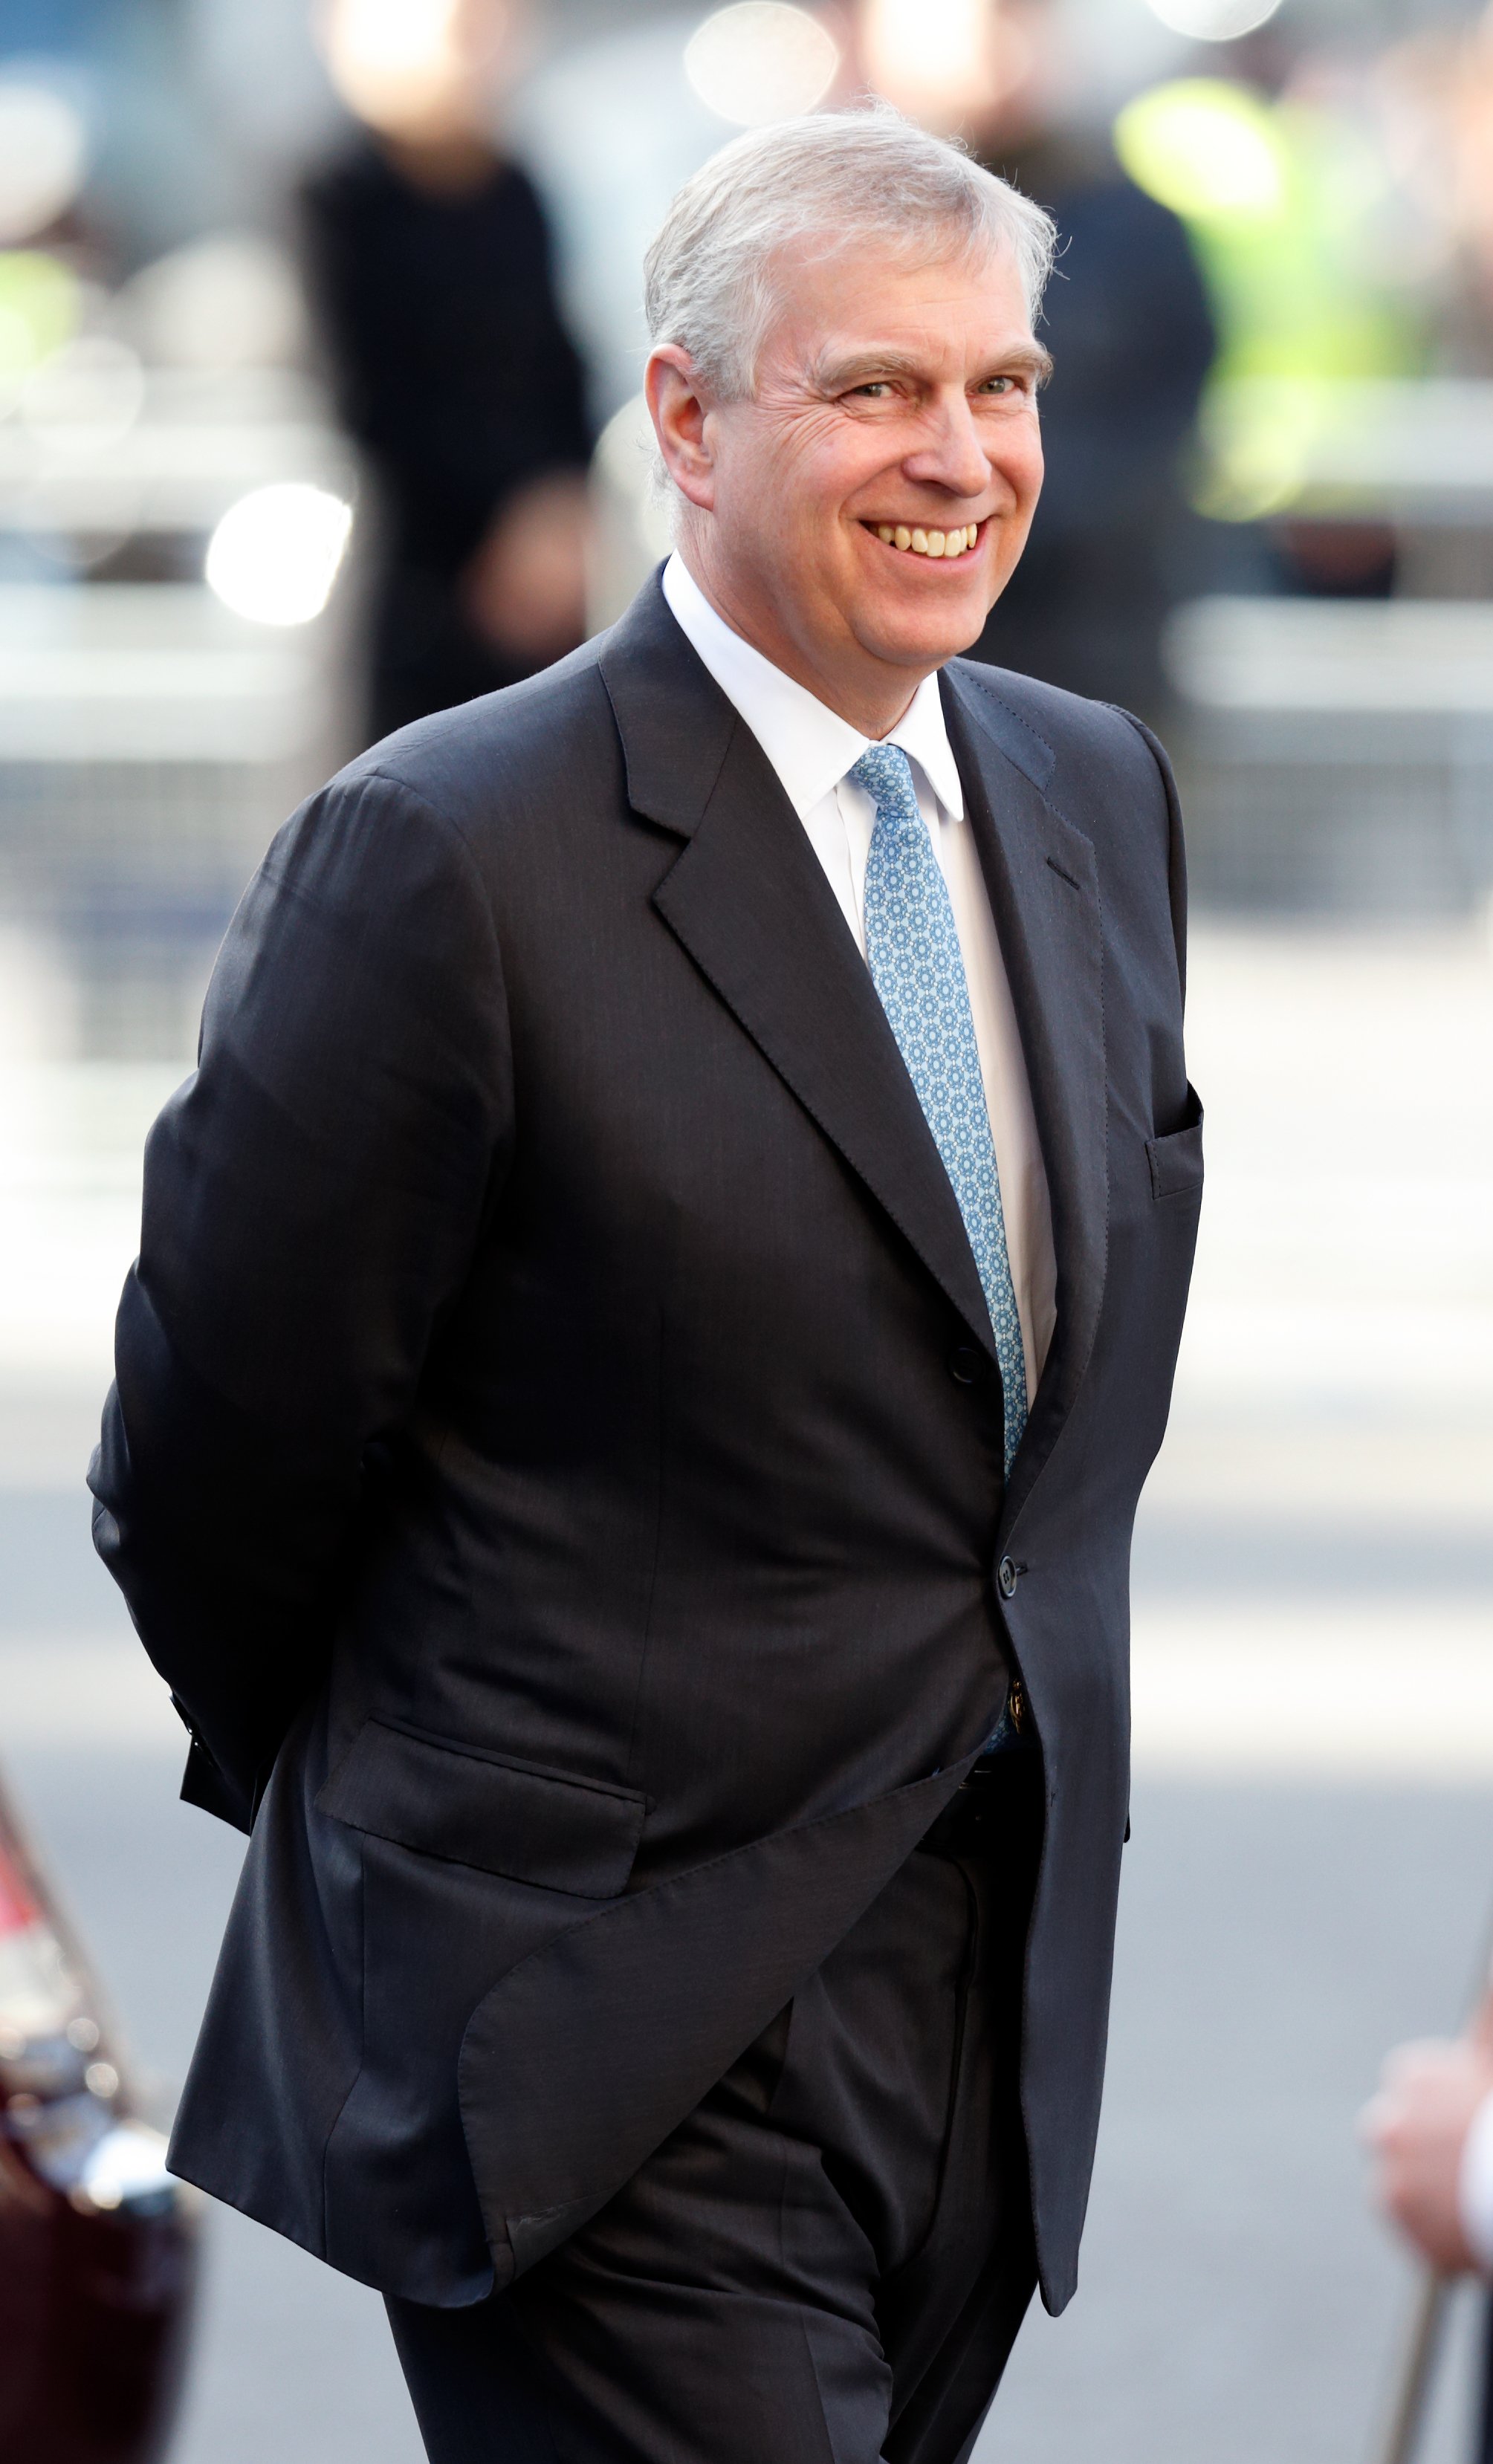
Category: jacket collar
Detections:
[{"x1": 659, "y1": 551, "x2": 965, "y2": 823}]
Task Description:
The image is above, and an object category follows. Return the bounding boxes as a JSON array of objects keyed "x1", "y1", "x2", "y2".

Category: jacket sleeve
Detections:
[{"x1": 88, "y1": 763, "x2": 512, "y2": 1827}]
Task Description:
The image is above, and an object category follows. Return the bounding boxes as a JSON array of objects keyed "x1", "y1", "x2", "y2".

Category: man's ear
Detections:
[{"x1": 645, "y1": 346, "x2": 716, "y2": 514}]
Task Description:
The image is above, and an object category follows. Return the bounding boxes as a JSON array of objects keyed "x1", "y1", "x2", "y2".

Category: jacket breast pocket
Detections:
[
  {"x1": 316, "y1": 1719, "x2": 647, "y2": 1899},
  {"x1": 1145, "y1": 1084, "x2": 1204, "y2": 1202}
]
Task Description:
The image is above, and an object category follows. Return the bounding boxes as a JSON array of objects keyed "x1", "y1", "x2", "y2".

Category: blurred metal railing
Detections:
[
  {"x1": 1164, "y1": 596, "x2": 1493, "y2": 914},
  {"x1": 0, "y1": 371, "x2": 358, "y2": 1059}
]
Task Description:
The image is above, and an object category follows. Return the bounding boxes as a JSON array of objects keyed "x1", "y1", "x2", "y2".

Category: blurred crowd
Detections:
[{"x1": 2, "y1": 0, "x2": 1493, "y2": 753}]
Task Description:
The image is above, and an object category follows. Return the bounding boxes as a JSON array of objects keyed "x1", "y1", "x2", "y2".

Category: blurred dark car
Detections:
[{"x1": 0, "y1": 1770, "x2": 198, "y2": 2462}]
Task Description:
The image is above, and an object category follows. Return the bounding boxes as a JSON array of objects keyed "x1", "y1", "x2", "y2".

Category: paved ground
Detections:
[{"x1": 2, "y1": 913, "x2": 1491, "y2": 2463}]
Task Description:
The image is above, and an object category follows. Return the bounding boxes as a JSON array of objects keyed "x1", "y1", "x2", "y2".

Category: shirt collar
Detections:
[{"x1": 661, "y1": 553, "x2": 965, "y2": 826}]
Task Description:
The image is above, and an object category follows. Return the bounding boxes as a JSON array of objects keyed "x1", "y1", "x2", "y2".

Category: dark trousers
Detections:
[{"x1": 388, "y1": 1755, "x2": 1043, "y2": 2464}]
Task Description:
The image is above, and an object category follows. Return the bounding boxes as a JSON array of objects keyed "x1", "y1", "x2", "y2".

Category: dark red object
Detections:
[{"x1": 0, "y1": 1771, "x2": 198, "y2": 2462}]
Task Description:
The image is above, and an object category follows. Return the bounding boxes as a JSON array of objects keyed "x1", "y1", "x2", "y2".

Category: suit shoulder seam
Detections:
[{"x1": 354, "y1": 765, "x2": 503, "y2": 960}]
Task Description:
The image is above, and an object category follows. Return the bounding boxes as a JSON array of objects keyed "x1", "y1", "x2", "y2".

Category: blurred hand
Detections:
[
  {"x1": 1360, "y1": 1993, "x2": 1493, "y2": 2274},
  {"x1": 461, "y1": 470, "x2": 591, "y2": 665}
]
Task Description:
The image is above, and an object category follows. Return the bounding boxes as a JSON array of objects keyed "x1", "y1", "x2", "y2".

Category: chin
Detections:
[{"x1": 858, "y1": 594, "x2": 990, "y2": 669}]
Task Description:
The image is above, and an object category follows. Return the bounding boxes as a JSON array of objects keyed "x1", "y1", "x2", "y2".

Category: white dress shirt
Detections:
[{"x1": 661, "y1": 553, "x2": 1056, "y2": 1403}]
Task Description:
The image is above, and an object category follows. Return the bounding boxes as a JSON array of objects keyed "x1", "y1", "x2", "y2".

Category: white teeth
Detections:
[{"x1": 872, "y1": 521, "x2": 979, "y2": 558}]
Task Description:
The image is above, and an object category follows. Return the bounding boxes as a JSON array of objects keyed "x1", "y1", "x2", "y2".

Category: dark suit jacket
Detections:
[{"x1": 90, "y1": 572, "x2": 1202, "y2": 2318}]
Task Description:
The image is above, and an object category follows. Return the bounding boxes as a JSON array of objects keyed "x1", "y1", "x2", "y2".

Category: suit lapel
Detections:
[
  {"x1": 940, "y1": 663, "x2": 1110, "y2": 1533},
  {"x1": 599, "y1": 578, "x2": 996, "y2": 1355}
]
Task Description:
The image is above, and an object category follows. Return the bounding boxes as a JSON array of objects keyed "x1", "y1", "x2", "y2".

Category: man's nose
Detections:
[{"x1": 903, "y1": 397, "x2": 991, "y2": 502}]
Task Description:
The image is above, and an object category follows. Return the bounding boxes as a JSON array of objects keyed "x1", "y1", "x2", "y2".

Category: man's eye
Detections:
[
  {"x1": 849, "y1": 382, "x2": 895, "y2": 399},
  {"x1": 977, "y1": 376, "x2": 1017, "y2": 397}
]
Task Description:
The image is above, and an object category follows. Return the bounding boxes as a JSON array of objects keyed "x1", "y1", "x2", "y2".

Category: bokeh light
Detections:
[
  {"x1": 320, "y1": 0, "x2": 466, "y2": 135},
  {"x1": 683, "y1": 4, "x2": 840, "y2": 129},
  {"x1": 122, "y1": 237, "x2": 305, "y2": 373},
  {"x1": 0, "y1": 84, "x2": 87, "y2": 247},
  {"x1": 1142, "y1": 0, "x2": 1283, "y2": 40},
  {"x1": 0, "y1": 252, "x2": 80, "y2": 413},
  {"x1": 1114, "y1": 81, "x2": 1286, "y2": 223},
  {"x1": 861, "y1": 0, "x2": 1009, "y2": 126},
  {"x1": 205, "y1": 484, "x2": 353, "y2": 626}
]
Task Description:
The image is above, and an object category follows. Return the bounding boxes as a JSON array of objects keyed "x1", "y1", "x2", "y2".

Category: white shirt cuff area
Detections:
[{"x1": 1457, "y1": 2087, "x2": 1493, "y2": 2271}]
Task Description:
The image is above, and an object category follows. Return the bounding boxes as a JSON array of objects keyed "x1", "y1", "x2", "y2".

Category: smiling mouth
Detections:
[{"x1": 864, "y1": 521, "x2": 981, "y2": 560}]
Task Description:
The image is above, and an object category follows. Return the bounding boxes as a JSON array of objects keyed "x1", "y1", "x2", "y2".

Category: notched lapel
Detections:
[
  {"x1": 597, "y1": 571, "x2": 740, "y2": 840},
  {"x1": 655, "y1": 727, "x2": 998, "y2": 1354},
  {"x1": 601, "y1": 575, "x2": 997, "y2": 1355},
  {"x1": 941, "y1": 664, "x2": 1110, "y2": 1531}
]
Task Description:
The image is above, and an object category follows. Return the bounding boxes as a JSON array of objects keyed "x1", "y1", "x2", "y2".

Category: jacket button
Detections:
[
  {"x1": 997, "y1": 1555, "x2": 1020, "y2": 1598},
  {"x1": 948, "y1": 1343, "x2": 984, "y2": 1385}
]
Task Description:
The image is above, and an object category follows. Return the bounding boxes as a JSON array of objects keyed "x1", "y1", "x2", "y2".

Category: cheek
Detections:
[
  {"x1": 731, "y1": 437, "x2": 816, "y2": 535},
  {"x1": 1014, "y1": 431, "x2": 1046, "y2": 503},
  {"x1": 772, "y1": 420, "x2": 886, "y2": 537},
  {"x1": 985, "y1": 421, "x2": 1043, "y2": 506}
]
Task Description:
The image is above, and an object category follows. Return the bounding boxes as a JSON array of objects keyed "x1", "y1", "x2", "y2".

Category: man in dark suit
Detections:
[{"x1": 91, "y1": 105, "x2": 1202, "y2": 2464}]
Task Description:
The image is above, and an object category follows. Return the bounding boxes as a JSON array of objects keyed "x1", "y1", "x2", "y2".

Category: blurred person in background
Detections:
[
  {"x1": 1112, "y1": 45, "x2": 1438, "y2": 594},
  {"x1": 1364, "y1": 1998, "x2": 1493, "y2": 2461},
  {"x1": 857, "y1": 0, "x2": 1215, "y2": 718},
  {"x1": 966, "y1": 1, "x2": 1216, "y2": 715},
  {"x1": 1374, "y1": 13, "x2": 1493, "y2": 377},
  {"x1": 88, "y1": 105, "x2": 1202, "y2": 2464},
  {"x1": 302, "y1": 0, "x2": 593, "y2": 739}
]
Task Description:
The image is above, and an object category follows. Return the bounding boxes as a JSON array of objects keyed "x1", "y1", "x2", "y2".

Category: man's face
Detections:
[{"x1": 653, "y1": 236, "x2": 1047, "y2": 727}]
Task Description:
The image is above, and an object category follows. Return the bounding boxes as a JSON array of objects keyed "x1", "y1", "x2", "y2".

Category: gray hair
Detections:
[{"x1": 644, "y1": 103, "x2": 1057, "y2": 403}]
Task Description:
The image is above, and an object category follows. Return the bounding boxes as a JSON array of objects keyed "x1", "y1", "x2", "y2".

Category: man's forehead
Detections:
[{"x1": 762, "y1": 238, "x2": 1037, "y2": 377}]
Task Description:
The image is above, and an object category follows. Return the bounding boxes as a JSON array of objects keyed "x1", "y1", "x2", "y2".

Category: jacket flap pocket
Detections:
[
  {"x1": 316, "y1": 1720, "x2": 645, "y2": 1899},
  {"x1": 1146, "y1": 1086, "x2": 1204, "y2": 1201}
]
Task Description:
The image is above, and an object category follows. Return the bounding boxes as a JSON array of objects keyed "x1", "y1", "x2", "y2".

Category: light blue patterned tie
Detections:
[{"x1": 851, "y1": 743, "x2": 1028, "y2": 1476}]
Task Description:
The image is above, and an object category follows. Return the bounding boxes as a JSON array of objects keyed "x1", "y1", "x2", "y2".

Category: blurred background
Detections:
[{"x1": 0, "y1": 0, "x2": 1489, "y2": 2457}]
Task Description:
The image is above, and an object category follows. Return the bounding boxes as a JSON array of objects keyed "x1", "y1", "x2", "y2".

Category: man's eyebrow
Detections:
[
  {"x1": 1000, "y1": 343, "x2": 1055, "y2": 385},
  {"x1": 809, "y1": 346, "x2": 923, "y2": 389},
  {"x1": 809, "y1": 341, "x2": 1055, "y2": 392}
]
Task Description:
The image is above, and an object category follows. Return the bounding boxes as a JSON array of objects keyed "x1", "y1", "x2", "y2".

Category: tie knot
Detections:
[{"x1": 848, "y1": 742, "x2": 920, "y2": 825}]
